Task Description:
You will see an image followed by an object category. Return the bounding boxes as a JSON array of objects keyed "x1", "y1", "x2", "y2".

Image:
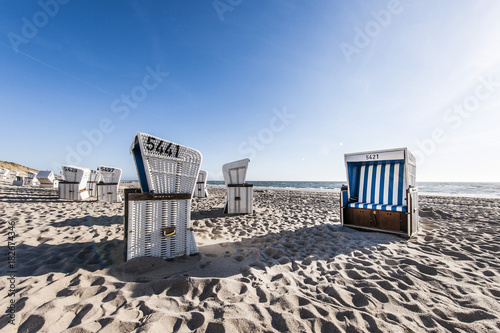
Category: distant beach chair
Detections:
[
  {"x1": 37, "y1": 170, "x2": 59, "y2": 189},
  {"x1": 97, "y1": 166, "x2": 122, "y2": 202},
  {"x1": 125, "y1": 132, "x2": 202, "y2": 260},
  {"x1": 59, "y1": 165, "x2": 91, "y2": 200},
  {"x1": 25, "y1": 171, "x2": 39, "y2": 186},
  {"x1": 222, "y1": 158, "x2": 253, "y2": 214},
  {"x1": 340, "y1": 147, "x2": 419, "y2": 237},
  {"x1": 193, "y1": 170, "x2": 209, "y2": 198},
  {"x1": 87, "y1": 169, "x2": 101, "y2": 197},
  {"x1": 1, "y1": 168, "x2": 10, "y2": 180},
  {"x1": 12, "y1": 172, "x2": 26, "y2": 186}
]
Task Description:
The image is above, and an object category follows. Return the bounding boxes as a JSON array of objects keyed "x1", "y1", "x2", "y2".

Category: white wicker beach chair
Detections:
[
  {"x1": 97, "y1": 166, "x2": 122, "y2": 202},
  {"x1": 1, "y1": 168, "x2": 10, "y2": 180},
  {"x1": 25, "y1": 171, "x2": 39, "y2": 186},
  {"x1": 222, "y1": 158, "x2": 253, "y2": 214},
  {"x1": 59, "y1": 165, "x2": 91, "y2": 200},
  {"x1": 87, "y1": 169, "x2": 101, "y2": 197},
  {"x1": 12, "y1": 172, "x2": 26, "y2": 186},
  {"x1": 340, "y1": 147, "x2": 419, "y2": 237},
  {"x1": 125, "y1": 132, "x2": 202, "y2": 260},
  {"x1": 193, "y1": 170, "x2": 209, "y2": 198},
  {"x1": 37, "y1": 170, "x2": 59, "y2": 189}
]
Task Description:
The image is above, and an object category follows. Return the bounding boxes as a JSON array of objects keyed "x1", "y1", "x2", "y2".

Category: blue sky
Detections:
[{"x1": 1, "y1": 0, "x2": 499, "y2": 182}]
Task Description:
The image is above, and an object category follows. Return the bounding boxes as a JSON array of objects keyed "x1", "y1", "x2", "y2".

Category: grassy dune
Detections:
[{"x1": 0, "y1": 160, "x2": 38, "y2": 174}]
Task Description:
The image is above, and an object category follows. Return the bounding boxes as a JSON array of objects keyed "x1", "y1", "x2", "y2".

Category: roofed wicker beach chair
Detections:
[
  {"x1": 97, "y1": 166, "x2": 122, "y2": 202},
  {"x1": 87, "y1": 169, "x2": 101, "y2": 197},
  {"x1": 12, "y1": 172, "x2": 26, "y2": 186},
  {"x1": 193, "y1": 170, "x2": 209, "y2": 198},
  {"x1": 222, "y1": 158, "x2": 253, "y2": 214},
  {"x1": 125, "y1": 132, "x2": 202, "y2": 260},
  {"x1": 59, "y1": 165, "x2": 91, "y2": 200},
  {"x1": 25, "y1": 171, "x2": 39, "y2": 186},
  {"x1": 1, "y1": 168, "x2": 10, "y2": 180},
  {"x1": 340, "y1": 147, "x2": 419, "y2": 237},
  {"x1": 37, "y1": 170, "x2": 59, "y2": 189}
]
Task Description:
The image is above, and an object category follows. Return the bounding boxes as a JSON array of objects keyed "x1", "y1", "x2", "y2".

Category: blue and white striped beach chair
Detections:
[{"x1": 340, "y1": 148, "x2": 419, "y2": 237}]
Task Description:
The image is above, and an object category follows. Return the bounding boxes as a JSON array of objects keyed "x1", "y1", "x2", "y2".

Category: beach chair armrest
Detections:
[{"x1": 341, "y1": 189, "x2": 349, "y2": 208}]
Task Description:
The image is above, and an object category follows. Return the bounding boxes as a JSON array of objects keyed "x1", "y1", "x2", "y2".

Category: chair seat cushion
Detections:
[{"x1": 348, "y1": 202, "x2": 407, "y2": 212}]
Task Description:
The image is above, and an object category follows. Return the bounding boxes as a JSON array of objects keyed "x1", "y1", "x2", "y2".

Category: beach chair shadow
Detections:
[
  {"x1": 0, "y1": 214, "x2": 125, "y2": 278},
  {"x1": 0, "y1": 185, "x2": 59, "y2": 202},
  {"x1": 0, "y1": 213, "x2": 401, "y2": 282}
]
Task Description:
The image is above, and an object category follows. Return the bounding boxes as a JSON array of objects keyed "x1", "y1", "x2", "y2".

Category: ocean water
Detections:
[{"x1": 206, "y1": 181, "x2": 500, "y2": 199}]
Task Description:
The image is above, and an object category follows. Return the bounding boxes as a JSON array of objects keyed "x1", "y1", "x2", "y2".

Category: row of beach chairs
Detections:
[
  {"x1": 125, "y1": 132, "x2": 418, "y2": 262},
  {"x1": 58, "y1": 165, "x2": 123, "y2": 202},
  {"x1": 8, "y1": 166, "x2": 124, "y2": 203},
  {"x1": 4, "y1": 131, "x2": 419, "y2": 262}
]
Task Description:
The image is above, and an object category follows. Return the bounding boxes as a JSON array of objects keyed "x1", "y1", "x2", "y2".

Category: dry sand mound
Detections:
[{"x1": 0, "y1": 181, "x2": 499, "y2": 332}]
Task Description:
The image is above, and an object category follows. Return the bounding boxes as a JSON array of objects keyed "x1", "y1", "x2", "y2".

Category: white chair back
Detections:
[
  {"x1": 61, "y1": 166, "x2": 91, "y2": 187},
  {"x1": 130, "y1": 132, "x2": 202, "y2": 194},
  {"x1": 98, "y1": 166, "x2": 121, "y2": 184},
  {"x1": 222, "y1": 158, "x2": 250, "y2": 185}
]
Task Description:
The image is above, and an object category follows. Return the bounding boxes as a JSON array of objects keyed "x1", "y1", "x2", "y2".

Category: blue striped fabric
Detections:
[
  {"x1": 347, "y1": 202, "x2": 407, "y2": 212},
  {"x1": 342, "y1": 190, "x2": 349, "y2": 207},
  {"x1": 357, "y1": 163, "x2": 404, "y2": 206}
]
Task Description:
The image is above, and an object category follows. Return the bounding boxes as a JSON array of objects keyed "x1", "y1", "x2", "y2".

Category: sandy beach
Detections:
[{"x1": 1, "y1": 180, "x2": 499, "y2": 332}]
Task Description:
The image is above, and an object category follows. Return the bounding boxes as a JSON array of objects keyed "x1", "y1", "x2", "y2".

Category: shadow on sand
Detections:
[{"x1": 0, "y1": 212, "x2": 402, "y2": 285}]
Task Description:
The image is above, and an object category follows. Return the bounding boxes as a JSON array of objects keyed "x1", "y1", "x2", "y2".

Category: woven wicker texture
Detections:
[{"x1": 127, "y1": 132, "x2": 201, "y2": 260}]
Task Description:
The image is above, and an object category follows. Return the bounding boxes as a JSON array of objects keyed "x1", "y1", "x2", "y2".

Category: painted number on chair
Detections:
[
  {"x1": 366, "y1": 154, "x2": 379, "y2": 160},
  {"x1": 145, "y1": 136, "x2": 180, "y2": 158},
  {"x1": 63, "y1": 167, "x2": 77, "y2": 172}
]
